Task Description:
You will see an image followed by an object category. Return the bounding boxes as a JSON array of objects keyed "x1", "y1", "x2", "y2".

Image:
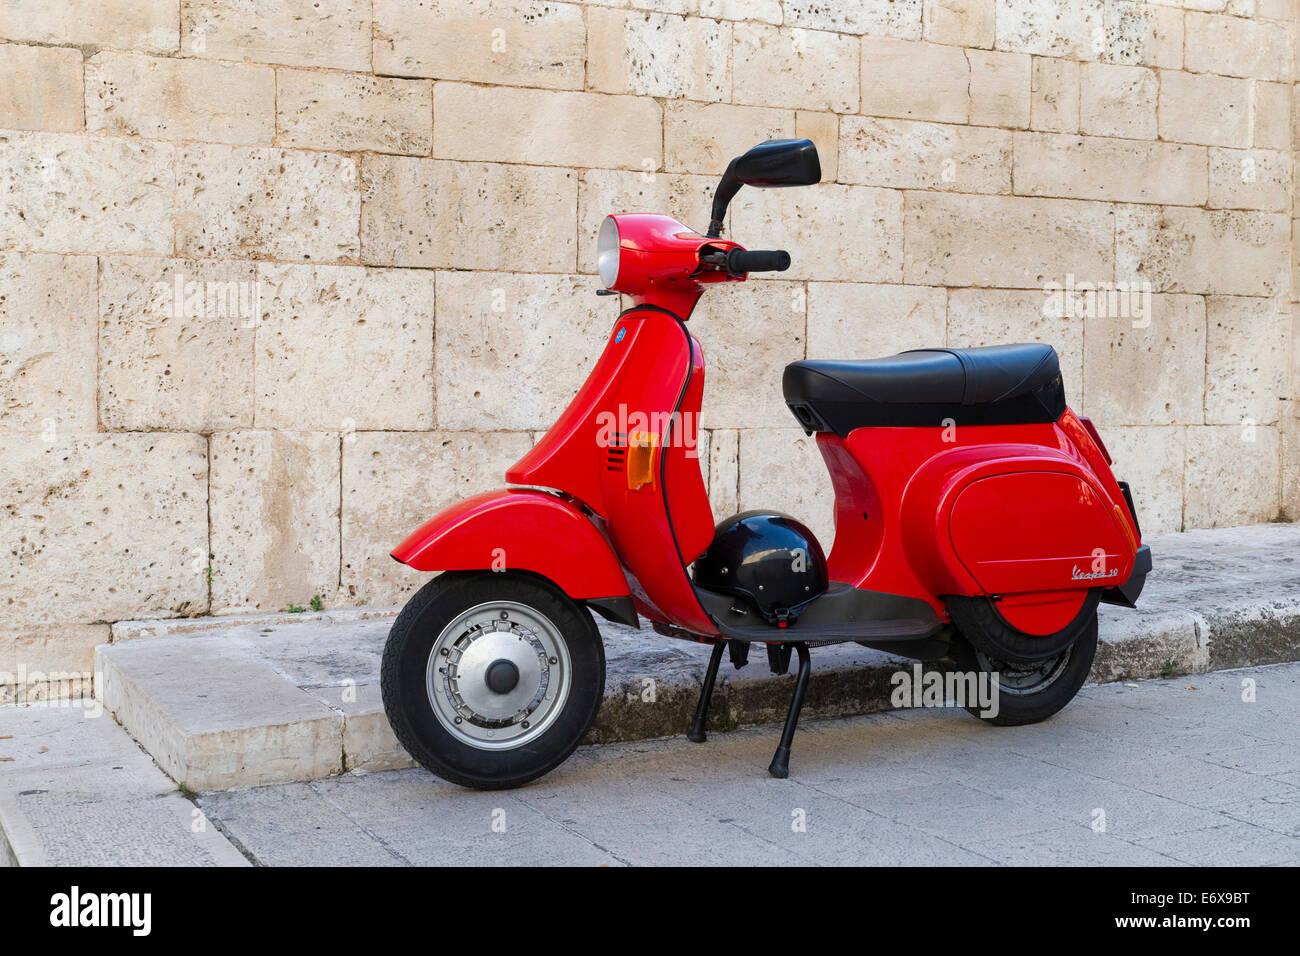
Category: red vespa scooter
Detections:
[{"x1": 382, "y1": 139, "x2": 1151, "y2": 789}]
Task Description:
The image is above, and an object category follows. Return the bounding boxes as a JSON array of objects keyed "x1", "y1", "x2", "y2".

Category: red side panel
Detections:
[{"x1": 391, "y1": 489, "x2": 629, "y2": 600}]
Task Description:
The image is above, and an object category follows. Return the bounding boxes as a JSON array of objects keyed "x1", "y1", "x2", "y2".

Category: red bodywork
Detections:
[{"x1": 394, "y1": 214, "x2": 1142, "y2": 639}]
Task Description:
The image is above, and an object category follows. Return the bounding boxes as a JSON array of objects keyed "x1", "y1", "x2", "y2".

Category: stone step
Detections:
[
  {"x1": 0, "y1": 703, "x2": 248, "y2": 866},
  {"x1": 94, "y1": 523, "x2": 1300, "y2": 792}
]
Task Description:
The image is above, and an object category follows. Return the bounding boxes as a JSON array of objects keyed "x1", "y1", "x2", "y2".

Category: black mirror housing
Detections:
[{"x1": 707, "y1": 138, "x2": 821, "y2": 237}]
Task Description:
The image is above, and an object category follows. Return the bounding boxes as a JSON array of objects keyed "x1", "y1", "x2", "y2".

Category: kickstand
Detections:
[
  {"x1": 768, "y1": 642, "x2": 811, "y2": 779},
  {"x1": 686, "y1": 639, "x2": 727, "y2": 743}
]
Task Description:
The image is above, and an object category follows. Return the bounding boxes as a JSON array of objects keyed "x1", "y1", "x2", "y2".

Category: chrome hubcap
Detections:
[
  {"x1": 975, "y1": 645, "x2": 1072, "y2": 695},
  {"x1": 426, "y1": 601, "x2": 570, "y2": 750}
]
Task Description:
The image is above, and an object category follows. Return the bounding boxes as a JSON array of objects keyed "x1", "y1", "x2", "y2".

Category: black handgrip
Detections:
[{"x1": 725, "y1": 248, "x2": 791, "y2": 274}]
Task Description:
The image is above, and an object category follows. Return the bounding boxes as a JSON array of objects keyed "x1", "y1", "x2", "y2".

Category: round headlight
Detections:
[{"x1": 597, "y1": 216, "x2": 620, "y2": 288}]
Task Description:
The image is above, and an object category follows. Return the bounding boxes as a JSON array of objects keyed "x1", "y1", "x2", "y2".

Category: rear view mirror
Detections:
[{"x1": 707, "y1": 139, "x2": 821, "y2": 236}]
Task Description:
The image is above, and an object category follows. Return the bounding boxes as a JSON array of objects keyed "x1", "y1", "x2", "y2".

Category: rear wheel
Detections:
[
  {"x1": 381, "y1": 572, "x2": 605, "y2": 790},
  {"x1": 947, "y1": 594, "x2": 1098, "y2": 727}
]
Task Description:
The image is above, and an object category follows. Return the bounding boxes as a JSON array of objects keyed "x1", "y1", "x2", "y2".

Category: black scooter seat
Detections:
[{"x1": 783, "y1": 344, "x2": 1067, "y2": 436}]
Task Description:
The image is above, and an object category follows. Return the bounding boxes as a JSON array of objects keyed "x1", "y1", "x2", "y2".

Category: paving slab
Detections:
[
  {"x1": 196, "y1": 662, "x2": 1300, "y2": 866},
  {"x1": 96, "y1": 522, "x2": 1300, "y2": 791},
  {"x1": 0, "y1": 704, "x2": 247, "y2": 867}
]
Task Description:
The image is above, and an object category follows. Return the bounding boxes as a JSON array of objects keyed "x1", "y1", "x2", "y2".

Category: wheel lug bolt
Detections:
[{"x1": 549, "y1": 656, "x2": 558, "y2": 665}]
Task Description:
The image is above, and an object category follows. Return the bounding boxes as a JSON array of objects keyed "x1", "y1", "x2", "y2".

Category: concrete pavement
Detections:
[{"x1": 196, "y1": 661, "x2": 1300, "y2": 866}]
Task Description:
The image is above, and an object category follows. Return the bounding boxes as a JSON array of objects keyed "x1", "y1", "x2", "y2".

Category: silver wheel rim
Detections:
[
  {"x1": 975, "y1": 645, "x2": 1072, "y2": 696},
  {"x1": 425, "y1": 600, "x2": 572, "y2": 751}
]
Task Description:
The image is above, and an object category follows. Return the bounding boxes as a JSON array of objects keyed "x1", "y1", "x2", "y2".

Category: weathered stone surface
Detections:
[
  {"x1": 433, "y1": 83, "x2": 661, "y2": 170},
  {"x1": 1208, "y1": 149, "x2": 1291, "y2": 213},
  {"x1": 1102, "y1": 426, "x2": 1185, "y2": 534},
  {"x1": 806, "y1": 282, "x2": 947, "y2": 360},
  {"x1": 1079, "y1": 63, "x2": 1157, "y2": 139},
  {"x1": 1184, "y1": 426, "x2": 1280, "y2": 528},
  {"x1": 372, "y1": 0, "x2": 586, "y2": 89},
  {"x1": 0, "y1": 44, "x2": 83, "y2": 133},
  {"x1": 784, "y1": 0, "x2": 923, "y2": 38},
  {"x1": 1030, "y1": 55, "x2": 1079, "y2": 133},
  {"x1": 796, "y1": 111, "x2": 839, "y2": 181},
  {"x1": 98, "y1": 257, "x2": 257, "y2": 431},
  {"x1": 182, "y1": 0, "x2": 369, "y2": 71},
  {"x1": 737, "y1": 428, "x2": 835, "y2": 548},
  {"x1": 0, "y1": 0, "x2": 178, "y2": 53},
  {"x1": 1116, "y1": 205, "x2": 1289, "y2": 297},
  {"x1": 995, "y1": 0, "x2": 1103, "y2": 60},
  {"x1": 1252, "y1": 82, "x2": 1291, "y2": 152},
  {"x1": 276, "y1": 70, "x2": 432, "y2": 155},
  {"x1": 699, "y1": 0, "x2": 782, "y2": 24},
  {"x1": 731, "y1": 184, "x2": 903, "y2": 282},
  {"x1": 0, "y1": 624, "x2": 107, "y2": 696},
  {"x1": 176, "y1": 145, "x2": 360, "y2": 262},
  {"x1": 947, "y1": 288, "x2": 1084, "y2": 393},
  {"x1": 860, "y1": 37, "x2": 969, "y2": 123},
  {"x1": 1101, "y1": 0, "x2": 1182, "y2": 69},
  {"x1": 840, "y1": 116, "x2": 1011, "y2": 194},
  {"x1": 434, "y1": 272, "x2": 619, "y2": 430},
  {"x1": 924, "y1": 0, "x2": 994, "y2": 48},
  {"x1": 733, "y1": 23, "x2": 859, "y2": 113},
  {"x1": 0, "y1": 131, "x2": 173, "y2": 255},
  {"x1": 254, "y1": 263, "x2": 434, "y2": 430},
  {"x1": 364, "y1": 157, "x2": 576, "y2": 271},
  {"x1": 577, "y1": 169, "x2": 717, "y2": 273},
  {"x1": 86, "y1": 52, "x2": 273, "y2": 145},
  {"x1": 905, "y1": 193, "x2": 1114, "y2": 288},
  {"x1": 588, "y1": 9, "x2": 731, "y2": 101},
  {"x1": 664, "y1": 102, "x2": 793, "y2": 175},
  {"x1": 341, "y1": 431, "x2": 533, "y2": 604},
  {"x1": 1205, "y1": 296, "x2": 1289, "y2": 427},
  {"x1": 969, "y1": 49, "x2": 1030, "y2": 128},
  {"x1": 210, "y1": 431, "x2": 341, "y2": 614},
  {"x1": 1013, "y1": 133, "x2": 1206, "y2": 206},
  {"x1": 0, "y1": 253, "x2": 96, "y2": 433},
  {"x1": 706, "y1": 427, "x2": 739, "y2": 519},
  {"x1": 1158, "y1": 70, "x2": 1251, "y2": 148},
  {"x1": 1082, "y1": 294, "x2": 1206, "y2": 425},
  {"x1": 690, "y1": 280, "x2": 806, "y2": 429},
  {"x1": 1184, "y1": 11, "x2": 1292, "y2": 82},
  {"x1": 0, "y1": 434, "x2": 208, "y2": 627}
]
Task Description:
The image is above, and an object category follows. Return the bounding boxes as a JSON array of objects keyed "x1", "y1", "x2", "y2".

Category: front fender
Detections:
[{"x1": 391, "y1": 489, "x2": 631, "y2": 603}]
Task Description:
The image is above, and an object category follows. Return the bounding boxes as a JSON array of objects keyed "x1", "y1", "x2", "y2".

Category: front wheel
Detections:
[
  {"x1": 948, "y1": 601, "x2": 1098, "y2": 727},
  {"x1": 381, "y1": 572, "x2": 605, "y2": 790}
]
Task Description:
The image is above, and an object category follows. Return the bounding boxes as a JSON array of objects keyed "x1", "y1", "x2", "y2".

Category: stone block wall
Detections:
[{"x1": 1, "y1": 0, "x2": 1297, "y2": 677}]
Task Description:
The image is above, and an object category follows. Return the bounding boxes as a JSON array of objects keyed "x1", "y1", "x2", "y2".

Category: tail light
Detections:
[{"x1": 1078, "y1": 416, "x2": 1112, "y2": 465}]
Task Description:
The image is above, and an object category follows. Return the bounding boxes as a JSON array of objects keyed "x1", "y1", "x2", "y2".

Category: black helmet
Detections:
[{"x1": 693, "y1": 511, "x2": 828, "y2": 624}]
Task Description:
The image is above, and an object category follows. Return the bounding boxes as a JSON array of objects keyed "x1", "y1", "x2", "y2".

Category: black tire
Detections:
[
  {"x1": 381, "y1": 571, "x2": 605, "y2": 790},
  {"x1": 947, "y1": 590, "x2": 1100, "y2": 665},
  {"x1": 948, "y1": 604, "x2": 1097, "y2": 727}
]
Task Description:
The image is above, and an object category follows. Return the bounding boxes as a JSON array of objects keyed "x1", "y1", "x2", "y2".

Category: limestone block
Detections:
[
  {"x1": 433, "y1": 272, "x2": 620, "y2": 430},
  {"x1": 254, "y1": 263, "x2": 435, "y2": 430},
  {"x1": 0, "y1": 253, "x2": 96, "y2": 433},
  {"x1": 1013, "y1": 132, "x2": 1207, "y2": 206},
  {"x1": 175, "y1": 145, "x2": 360, "y2": 263},
  {"x1": 840, "y1": 116, "x2": 1011, "y2": 194},
  {"x1": 1184, "y1": 11, "x2": 1293, "y2": 82},
  {"x1": 0, "y1": 131, "x2": 173, "y2": 255},
  {"x1": 0, "y1": 44, "x2": 83, "y2": 133},
  {"x1": 276, "y1": 70, "x2": 432, "y2": 155},
  {"x1": 0, "y1": 434, "x2": 208, "y2": 627},
  {"x1": 733, "y1": 23, "x2": 860, "y2": 113},
  {"x1": 995, "y1": 0, "x2": 1104, "y2": 60},
  {"x1": 784, "y1": 0, "x2": 923, "y2": 38},
  {"x1": 1207, "y1": 149, "x2": 1291, "y2": 212},
  {"x1": 1082, "y1": 294, "x2": 1206, "y2": 425},
  {"x1": 372, "y1": 0, "x2": 585, "y2": 89},
  {"x1": 860, "y1": 37, "x2": 969, "y2": 123},
  {"x1": 905, "y1": 193, "x2": 1114, "y2": 288},
  {"x1": 1079, "y1": 63, "x2": 1157, "y2": 139},
  {"x1": 433, "y1": 83, "x2": 662, "y2": 170},
  {"x1": 98, "y1": 257, "x2": 258, "y2": 431},
  {"x1": 363, "y1": 156, "x2": 576, "y2": 271},
  {"x1": 86, "y1": 52, "x2": 273, "y2": 145},
  {"x1": 1102, "y1": 426, "x2": 1186, "y2": 535},
  {"x1": 737, "y1": 428, "x2": 835, "y2": 550},
  {"x1": 1158, "y1": 71, "x2": 1252, "y2": 148},
  {"x1": 1101, "y1": 0, "x2": 1183, "y2": 69},
  {"x1": 577, "y1": 169, "x2": 724, "y2": 273},
  {"x1": 1030, "y1": 56, "x2": 1080, "y2": 133},
  {"x1": 0, "y1": 0, "x2": 178, "y2": 53},
  {"x1": 587, "y1": 9, "x2": 731, "y2": 101},
  {"x1": 706, "y1": 428, "x2": 739, "y2": 520},
  {"x1": 1184, "y1": 425, "x2": 1281, "y2": 527},
  {"x1": 340, "y1": 431, "x2": 533, "y2": 605},
  {"x1": 806, "y1": 282, "x2": 947, "y2": 360},
  {"x1": 924, "y1": 0, "x2": 994, "y2": 48},
  {"x1": 947, "y1": 288, "x2": 1084, "y2": 397},
  {"x1": 181, "y1": 0, "x2": 369, "y2": 71},
  {"x1": 664, "y1": 102, "x2": 793, "y2": 176},
  {"x1": 969, "y1": 50, "x2": 1031, "y2": 128},
  {"x1": 209, "y1": 431, "x2": 341, "y2": 614},
  {"x1": 796, "y1": 111, "x2": 840, "y2": 181},
  {"x1": 1205, "y1": 295, "x2": 1289, "y2": 426},
  {"x1": 1251, "y1": 81, "x2": 1291, "y2": 152}
]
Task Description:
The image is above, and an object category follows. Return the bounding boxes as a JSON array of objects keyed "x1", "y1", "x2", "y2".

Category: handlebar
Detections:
[{"x1": 725, "y1": 248, "x2": 791, "y2": 275}]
